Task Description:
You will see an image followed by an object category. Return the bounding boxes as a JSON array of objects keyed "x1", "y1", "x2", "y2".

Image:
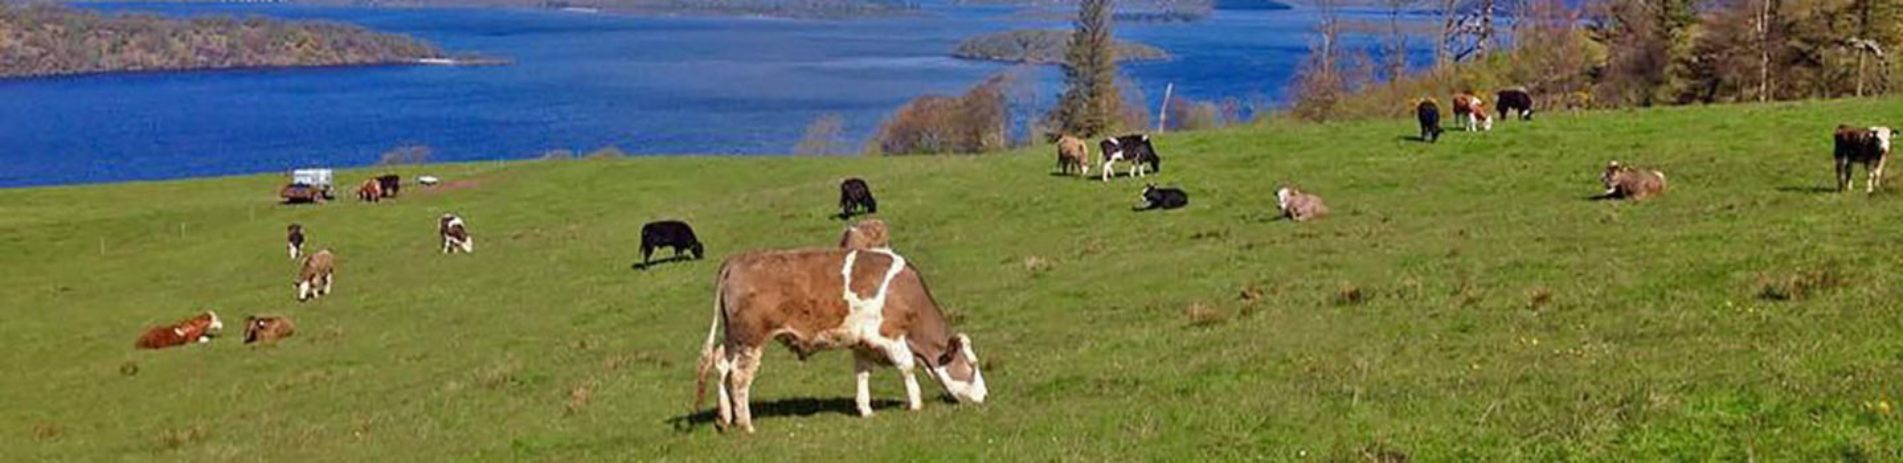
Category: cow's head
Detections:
[
  {"x1": 931, "y1": 333, "x2": 987, "y2": 404},
  {"x1": 1601, "y1": 161, "x2": 1626, "y2": 188},
  {"x1": 1874, "y1": 127, "x2": 1894, "y2": 154},
  {"x1": 1276, "y1": 187, "x2": 1295, "y2": 211}
]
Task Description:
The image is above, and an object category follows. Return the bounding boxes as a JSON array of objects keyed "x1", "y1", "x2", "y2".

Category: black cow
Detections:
[
  {"x1": 376, "y1": 174, "x2": 401, "y2": 198},
  {"x1": 638, "y1": 220, "x2": 704, "y2": 269},
  {"x1": 1416, "y1": 100, "x2": 1443, "y2": 143},
  {"x1": 1496, "y1": 87, "x2": 1534, "y2": 121},
  {"x1": 1099, "y1": 134, "x2": 1161, "y2": 182},
  {"x1": 1137, "y1": 184, "x2": 1189, "y2": 210},
  {"x1": 838, "y1": 178, "x2": 877, "y2": 219}
]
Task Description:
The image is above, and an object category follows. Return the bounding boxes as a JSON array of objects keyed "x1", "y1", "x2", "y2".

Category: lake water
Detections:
[{"x1": 0, "y1": 2, "x2": 1427, "y2": 187}]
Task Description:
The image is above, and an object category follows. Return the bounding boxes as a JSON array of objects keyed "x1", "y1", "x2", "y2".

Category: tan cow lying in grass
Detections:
[
  {"x1": 694, "y1": 247, "x2": 987, "y2": 433},
  {"x1": 243, "y1": 315, "x2": 295, "y2": 344},
  {"x1": 134, "y1": 311, "x2": 223, "y2": 349},
  {"x1": 1055, "y1": 135, "x2": 1090, "y2": 177},
  {"x1": 1276, "y1": 186, "x2": 1329, "y2": 222},
  {"x1": 297, "y1": 250, "x2": 335, "y2": 302},
  {"x1": 1598, "y1": 161, "x2": 1668, "y2": 200}
]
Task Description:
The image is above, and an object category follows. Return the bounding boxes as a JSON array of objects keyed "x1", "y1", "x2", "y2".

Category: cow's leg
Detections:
[
  {"x1": 854, "y1": 350, "x2": 877, "y2": 417},
  {"x1": 1837, "y1": 158, "x2": 1851, "y2": 192},
  {"x1": 713, "y1": 345, "x2": 734, "y2": 431},
  {"x1": 1101, "y1": 160, "x2": 1115, "y2": 181},
  {"x1": 463, "y1": 237, "x2": 474, "y2": 253},
  {"x1": 322, "y1": 272, "x2": 333, "y2": 296},
  {"x1": 727, "y1": 346, "x2": 763, "y2": 433},
  {"x1": 297, "y1": 280, "x2": 311, "y2": 301},
  {"x1": 1871, "y1": 157, "x2": 1888, "y2": 193}
]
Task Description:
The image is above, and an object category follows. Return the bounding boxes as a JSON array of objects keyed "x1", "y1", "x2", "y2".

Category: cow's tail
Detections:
[{"x1": 693, "y1": 264, "x2": 731, "y2": 413}]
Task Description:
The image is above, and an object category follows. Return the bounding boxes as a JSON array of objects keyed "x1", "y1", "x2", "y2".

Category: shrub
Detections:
[
  {"x1": 378, "y1": 144, "x2": 432, "y2": 166},
  {"x1": 873, "y1": 74, "x2": 1009, "y2": 155}
]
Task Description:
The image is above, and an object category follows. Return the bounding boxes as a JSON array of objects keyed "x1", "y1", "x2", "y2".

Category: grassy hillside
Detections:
[{"x1": 4, "y1": 98, "x2": 1903, "y2": 460}]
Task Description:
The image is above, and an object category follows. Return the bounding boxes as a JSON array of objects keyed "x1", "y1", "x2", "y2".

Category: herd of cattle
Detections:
[{"x1": 132, "y1": 87, "x2": 1896, "y2": 434}]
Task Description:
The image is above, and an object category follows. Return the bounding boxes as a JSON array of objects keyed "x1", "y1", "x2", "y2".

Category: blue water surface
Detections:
[{"x1": 0, "y1": 2, "x2": 1428, "y2": 187}]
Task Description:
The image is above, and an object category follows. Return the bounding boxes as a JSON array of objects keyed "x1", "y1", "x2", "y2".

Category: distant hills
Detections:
[{"x1": 0, "y1": 5, "x2": 443, "y2": 78}]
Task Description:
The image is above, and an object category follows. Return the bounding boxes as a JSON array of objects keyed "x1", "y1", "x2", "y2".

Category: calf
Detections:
[
  {"x1": 1598, "y1": 161, "x2": 1668, "y2": 201},
  {"x1": 639, "y1": 220, "x2": 704, "y2": 269},
  {"x1": 1276, "y1": 186, "x2": 1329, "y2": 222},
  {"x1": 1137, "y1": 184, "x2": 1188, "y2": 210},
  {"x1": 287, "y1": 223, "x2": 305, "y2": 260},
  {"x1": 296, "y1": 250, "x2": 335, "y2": 302},
  {"x1": 243, "y1": 315, "x2": 296, "y2": 344},
  {"x1": 134, "y1": 311, "x2": 223, "y2": 350},
  {"x1": 1416, "y1": 99, "x2": 1443, "y2": 142},
  {"x1": 1452, "y1": 93, "x2": 1493, "y2": 132},
  {"x1": 1834, "y1": 125, "x2": 1894, "y2": 193},
  {"x1": 839, "y1": 219, "x2": 891, "y2": 250},
  {"x1": 694, "y1": 248, "x2": 988, "y2": 433},
  {"x1": 356, "y1": 179, "x2": 383, "y2": 203},
  {"x1": 1056, "y1": 135, "x2": 1091, "y2": 177},
  {"x1": 1497, "y1": 87, "x2": 1534, "y2": 121},
  {"x1": 376, "y1": 174, "x2": 402, "y2": 198},
  {"x1": 440, "y1": 214, "x2": 474, "y2": 254},
  {"x1": 838, "y1": 178, "x2": 878, "y2": 219},
  {"x1": 1099, "y1": 134, "x2": 1161, "y2": 182}
]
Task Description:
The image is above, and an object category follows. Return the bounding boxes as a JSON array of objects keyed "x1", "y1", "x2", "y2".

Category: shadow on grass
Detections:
[
  {"x1": 631, "y1": 255, "x2": 697, "y2": 271},
  {"x1": 1775, "y1": 185, "x2": 1842, "y2": 194},
  {"x1": 665, "y1": 397, "x2": 905, "y2": 432}
]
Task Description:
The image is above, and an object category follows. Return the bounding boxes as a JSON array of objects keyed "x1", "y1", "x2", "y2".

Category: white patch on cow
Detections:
[
  {"x1": 838, "y1": 250, "x2": 909, "y2": 347},
  {"x1": 1276, "y1": 187, "x2": 1293, "y2": 213},
  {"x1": 207, "y1": 311, "x2": 222, "y2": 332},
  {"x1": 172, "y1": 327, "x2": 185, "y2": 337},
  {"x1": 1874, "y1": 127, "x2": 1894, "y2": 154},
  {"x1": 297, "y1": 281, "x2": 312, "y2": 301}
]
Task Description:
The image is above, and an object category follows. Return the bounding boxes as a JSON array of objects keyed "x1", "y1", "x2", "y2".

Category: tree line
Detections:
[
  {"x1": 0, "y1": 5, "x2": 442, "y2": 78},
  {"x1": 1291, "y1": 0, "x2": 1902, "y2": 121}
]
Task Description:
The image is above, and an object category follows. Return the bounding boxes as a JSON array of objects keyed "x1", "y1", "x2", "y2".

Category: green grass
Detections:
[{"x1": 5, "y1": 98, "x2": 1903, "y2": 461}]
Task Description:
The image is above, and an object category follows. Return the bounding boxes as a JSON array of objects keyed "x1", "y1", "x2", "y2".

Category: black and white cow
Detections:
[
  {"x1": 439, "y1": 214, "x2": 474, "y2": 254},
  {"x1": 838, "y1": 178, "x2": 878, "y2": 220},
  {"x1": 286, "y1": 223, "x2": 306, "y2": 260},
  {"x1": 1137, "y1": 184, "x2": 1188, "y2": 210},
  {"x1": 1099, "y1": 134, "x2": 1161, "y2": 182},
  {"x1": 638, "y1": 220, "x2": 704, "y2": 269},
  {"x1": 1835, "y1": 125, "x2": 1895, "y2": 193},
  {"x1": 1416, "y1": 99, "x2": 1443, "y2": 143},
  {"x1": 1496, "y1": 87, "x2": 1534, "y2": 121}
]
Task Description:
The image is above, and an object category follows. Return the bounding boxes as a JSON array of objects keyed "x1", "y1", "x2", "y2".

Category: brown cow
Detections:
[
  {"x1": 243, "y1": 315, "x2": 295, "y2": 344},
  {"x1": 134, "y1": 311, "x2": 223, "y2": 350},
  {"x1": 694, "y1": 248, "x2": 987, "y2": 433},
  {"x1": 1055, "y1": 135, "x2": 1091, "y2": 177},
  {"x1": 1276, "y1": 186, "x2": 1329, "y2": 222},
  {"x1": 839, "y1": 219, "x2": 890, "y2": 250},
  {"x1": 1598, "y1": 161, "x2": 1668, "y2": 200},
  {"x1": 1452, "y1": 93, "x2": 1493, "y2": 132},
  {"x1": 297, "y1": 250, "x2": 335, "y2": 302},
  {"x1": 1834, "y1": 125, "x2": 1894, "y2": 193},
  {"x1": 357, "y1": 179, "x2": 383, "y2": 203}
]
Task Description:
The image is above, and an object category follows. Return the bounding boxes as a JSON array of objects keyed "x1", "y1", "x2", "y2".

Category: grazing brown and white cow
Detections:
[
  {"x1": 439, "y1": 214, "x2": 474, "y2": 254},
  {"x1": 297, "y1": 250, "x2": 335, "y2": 302},
  {"x1": 287, "y1": 224, "x2": 306, "y2": 260},
  {"x1": 1598, "y1": 161, "x2": 1668, "y2": 201},
  {"x1": 839, "y1": 219, "x2": 891, "y2": 250},
  {"x1": 1056, "y1": 135, "x2": 1091, "y2": 177},
  {"x1": 1834, "y1": 125, "x2": 1894, "y2": 193},
  {"x1": 243, "y1": 315, "x2": 295, "y2": 344},
  {"x1": 694, "y1": 248, "x2": 988, "y2": 433},
  {"x1": 357, "y1": 179, "x2": 383, "y2": 203},
  {"x1": 134, "y1": 311, "x2": 223, "y2": 350},
  {"x1": 1452, "y1": 93, "x2": 1493, "y2": 132},
  {"x1": 1276, "y1": 186, "x2": 1329, "y2": 222}
]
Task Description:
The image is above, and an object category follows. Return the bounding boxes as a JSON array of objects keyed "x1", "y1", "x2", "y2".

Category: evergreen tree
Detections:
[{"x1": 1051, "y1": 0, "x2": 1120, "y2": 138}]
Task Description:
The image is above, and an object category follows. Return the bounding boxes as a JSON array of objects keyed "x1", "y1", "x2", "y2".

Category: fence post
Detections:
[{"x1": 1156, "y1": 82, "x2": 1174, "y2": 133}]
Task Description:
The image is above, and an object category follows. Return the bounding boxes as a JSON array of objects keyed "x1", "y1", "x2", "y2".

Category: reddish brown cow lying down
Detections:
[
  {"x1": 838, "y1": 219, "x2": 890, "y2": 250},
  {"x1": 244, "y1": 315, "x2": 295, "y2": 344},
  {"x1": 134, "y1": 311, "x2": 223, "y2": 349},
  {"x1": 1599, "y1": 161, "x2": 1668, "y2": 200},
  {"x1": 695, "y1": 248, "x2": 987, "y2": 433}
]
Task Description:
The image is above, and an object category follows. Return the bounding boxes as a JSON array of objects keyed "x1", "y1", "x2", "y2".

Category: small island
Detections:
[
  {"x1": 0, "y1": 5, "x2": 448, "y2": 78},
  {"x1": 952, "y1": 29, "x2": 1168, "y2": 64}
]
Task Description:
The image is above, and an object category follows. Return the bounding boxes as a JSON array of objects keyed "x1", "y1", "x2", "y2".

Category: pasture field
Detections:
[{"x1": 4, "y1": 98, "x2": 1903, "y2": 461}]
